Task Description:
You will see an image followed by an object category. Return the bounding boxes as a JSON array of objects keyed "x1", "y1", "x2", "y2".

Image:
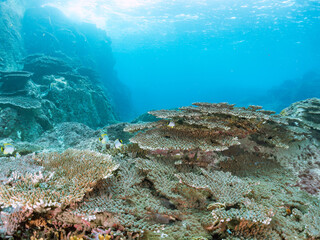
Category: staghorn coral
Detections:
[
  {"x1": 0, "y1": 154, "x2": 43, "y2": 185},
  {"x1": 68, "y1": 157, "x2": 213, "y2": 239},
  {"x1": 0, "y1": 206, "x2": 33, "y2": 236},
  {"x1": 0, "y1": 149, "x2": 118, "y2": 211},
  {"x1": 210, "y1": 199, "x2": 274, "y2": 228},
  {"x1": 241, "y1": 169, "x2": 320, "y2": 240},
  {"x1": 297, "y1": 167, "x2": 320, "y2": 195},
  {"x1": 174, "y1": 168, "x2": 278, "y2": 239},
  {"x1": 130, "y1": 127, "x2": 240, "y2": 152},
  {"x1": 3, "y1": 143, "x2": 320, "y2": 239}
]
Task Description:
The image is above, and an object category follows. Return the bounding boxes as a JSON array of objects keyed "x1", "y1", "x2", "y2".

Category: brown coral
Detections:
[{"x1": 125, "y1": 102, "x2": 303, "y2": 161}]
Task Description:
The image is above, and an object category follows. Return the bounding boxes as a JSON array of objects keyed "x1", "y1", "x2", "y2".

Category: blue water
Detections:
[{"x1": 49, "y1": 0, "x2": 320, "y2": 118}]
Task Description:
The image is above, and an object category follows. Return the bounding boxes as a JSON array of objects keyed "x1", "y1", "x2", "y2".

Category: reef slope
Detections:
[{"x1": 1, "y1": 99, "x2": 320, "y2": 240}]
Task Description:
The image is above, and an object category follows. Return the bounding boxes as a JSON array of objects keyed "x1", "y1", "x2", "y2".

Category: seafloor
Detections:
[{"x1": 1, "y1": 98, "x2": 320, "y2": 240}]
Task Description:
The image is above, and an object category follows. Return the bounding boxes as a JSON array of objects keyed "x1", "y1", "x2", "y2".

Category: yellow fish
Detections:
[
  {"x1": 114, "y1": 139, "x2": 123, "y2": 149},
  {"x1": 1, "y1": 143, "x2": 15, "y2": 155},
  {"x1": 168, "y1": 121, "x2": 175, "y2": 128},
  {"x1": 99, "y1": 134, "x2": 109, "y2": 144}
]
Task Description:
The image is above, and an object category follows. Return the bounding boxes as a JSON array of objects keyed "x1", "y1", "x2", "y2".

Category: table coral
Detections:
[
  {"x1": 2, "y1": 101, "x2": 320, "y2": 240},
  {"x1": 0, "y1": 149, "x2": 118, "y2": 211},
  {"x1": 125, "y1": 102, "x2": 306, "y2": 161}
]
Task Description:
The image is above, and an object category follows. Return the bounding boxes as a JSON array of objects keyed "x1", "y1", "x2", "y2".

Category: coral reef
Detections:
[
  {"x1": 281, "y1": 98, "x2": 320, "y2": 136},
  {"x1": 36, "y1": 122, "x2": 99, "y2": 152},
  {"x1": 0, "y1": 3, "x2": 134, "y2": 143},
  {"x1": 280, "y1": 98, "x2": 320, "y2": 197},
  {"x1": 1, "y1": 100, "x2": 320, "y2": 240},
  {"x1": 176, "y1": 169, "x2": 251, "y2": 207},
  {"x1": 0, "y1": 71, "x2": 33, "y2": 92},
  {"x1": 0, "y1": 54, "x2": 117, "y2": 141},
  {"x1": 0, "y1": 149, "x2": 118, "y2": 210},
  {"x1": 0, "y1": 1, "x2": 24, "y2": 71},
  {"x1": 22, "y1": 6, "x2": 132, "y2": 120},
  {"x1": 125, "y1": 102, "x2": 306, "y2": 167},
  {"x1": 0, "y1": 149, "x2": 118, "y2": 237}
]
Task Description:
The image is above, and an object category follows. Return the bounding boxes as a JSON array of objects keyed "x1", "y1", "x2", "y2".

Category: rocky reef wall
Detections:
[
  {"x1": 22, "y1": 6, "x2": 132, "y2": 121},
  {"x1": 0, "y1": 0, "x2": 24, "y2": 71},
  {"x1": 0, "y1": 2, "x2": 131, "y2": 140}
]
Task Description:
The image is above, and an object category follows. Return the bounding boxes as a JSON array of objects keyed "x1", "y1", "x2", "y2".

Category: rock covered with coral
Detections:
[
  {"x1": 0, "y1": 54, "x2": 117, "y2": 141},
  {"x1": 22, "y1": 6, "x2": 132, "y2": 120},
  {"x1": 281, "y1": 98, "x2": 320, "y2": 136},
  {"x1": 280, "y1": 98, "x2": 320, "y2": 197},
  {"x1": 1, "y1": 101, "x2": 320, "y2": 240},
  {"x1": 124, "y1": 102, "x2": 308, "y2": 167},
  {"x1": 0, "y1": 3, "x2": 134, "y2": 142},
  {"x1": 0, "y1": 1, "x2": 24, "y2": 71}
]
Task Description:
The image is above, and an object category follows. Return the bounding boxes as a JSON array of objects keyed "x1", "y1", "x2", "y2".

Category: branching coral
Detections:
[
  {"x1": 0, "y1": 149, "x2": 118, "y2": 211},
  {"x1": 131, "y1": 127, "x2": 240, "y2": 152}
]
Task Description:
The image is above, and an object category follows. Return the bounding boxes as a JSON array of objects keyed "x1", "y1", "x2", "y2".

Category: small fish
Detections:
[
  {"x1": 15, "y1": 152, "x2": 21, "y2": 158},
  {"x1": 50, "y1": 83, "x2": 55, "y2": 90},
  {"x1": 114, "y1": 139, "x2": 123, "y2": 149},
  {"x1": 1, "y1": 143, "x2": 15, "y2": 155},
  {"x1": 168, "y1": 121, "x2": 175, "y2": 128},
  {"x1": 99, "y1": 134, "x2": 109, "y2": 144}
]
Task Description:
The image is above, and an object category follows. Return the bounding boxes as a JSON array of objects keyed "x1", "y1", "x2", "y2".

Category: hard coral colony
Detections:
[{"x1": 0, "y1": 100, "x2": 320, "y2": 239}]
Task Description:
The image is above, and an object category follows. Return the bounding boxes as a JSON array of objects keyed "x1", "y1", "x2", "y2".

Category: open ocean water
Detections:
[{"x1": 49, "y1": 0, "x2": 320, "y2": 118}]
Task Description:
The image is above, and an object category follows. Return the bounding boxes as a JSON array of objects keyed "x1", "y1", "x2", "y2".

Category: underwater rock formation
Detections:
[
  {"x1": 0, "y1": 3, "x2": 131, "y2": 142},
  {"x1": 280, "y1": 98, "x2": 320, "y2": 197},
  {"x1": 250, "y1": 72, "x2": 320, "y2": 112},
  {"x1": 0, "y1": 1, "x2": 24, "y2": 71},
  {"x1": 22, "y1": 6, "x2": 132, "y2": 120},
  {"x1": 1, "y1": 101, "x2": 320, "y2": 240},
  {"x1": 36, "y1": 122, "x2": 99, "y2": 152},
  {"x1": 281, "y1": 98, "x2": 320, "y2": 134},
  {"x1": 0, "y1": 54, "x2": 117, "y2": 141},
  {"x1": 0, "y1": 71, "x2": 32, "y2": 92}
]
